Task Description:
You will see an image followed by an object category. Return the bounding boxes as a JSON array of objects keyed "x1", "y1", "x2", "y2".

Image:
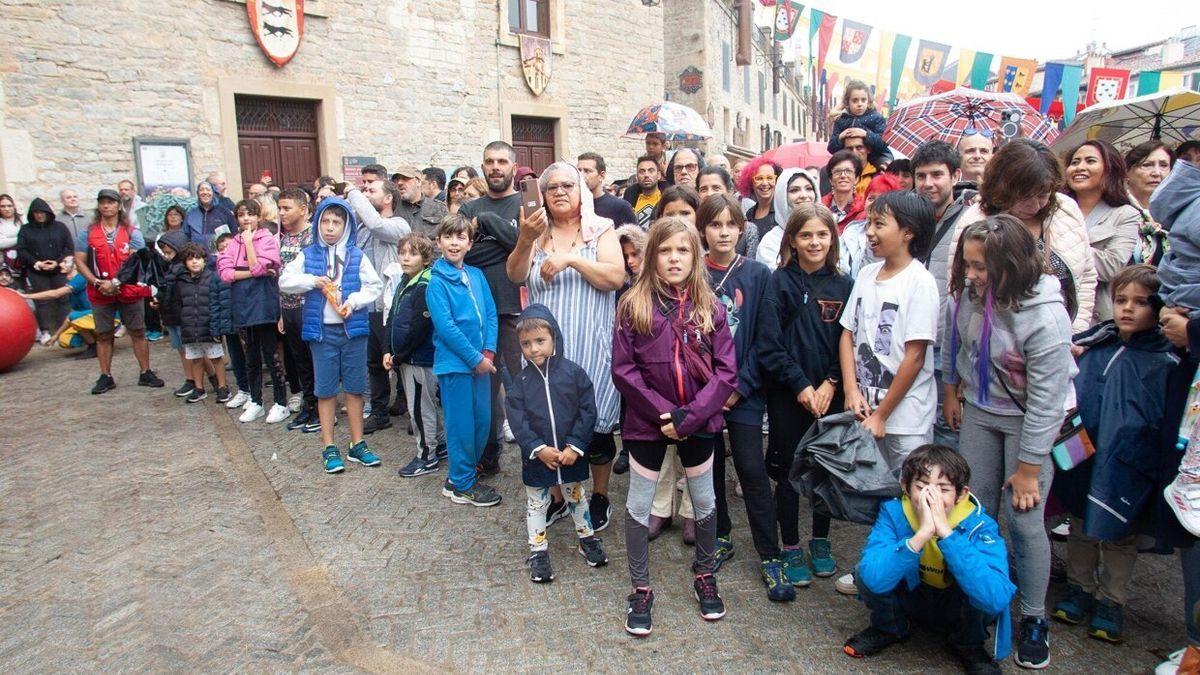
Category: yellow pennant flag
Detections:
[
  {"x1": 956, "y1": 48, "x2": 975, "y2": 87},
  {"x1": 1161, "y1": 71, "x2": 1186, "y2": 90},
  {"x1": 997, "y1": 56, "x2": 1039, "y2": 96}
]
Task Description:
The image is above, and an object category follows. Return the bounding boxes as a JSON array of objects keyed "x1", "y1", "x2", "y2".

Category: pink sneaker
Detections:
[{"x1": 1165, "y1": 476, "x2": 1200, "y2": 537}]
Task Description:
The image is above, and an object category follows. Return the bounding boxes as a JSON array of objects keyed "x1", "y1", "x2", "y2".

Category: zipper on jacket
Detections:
[
  {"x1": 534, "y1": 359, "x2": 562, "y2": 484},
  {"x1": 671, "y1": 291, "x2": 688, "y2": 405},
  {"x1": 1101, "y1": 345, "x2": 1125, "y2": 377}
]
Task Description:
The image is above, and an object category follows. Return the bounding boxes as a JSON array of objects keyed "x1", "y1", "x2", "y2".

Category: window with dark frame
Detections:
[{"x1": 510, "y1": 0, "x2": 549, "y2": 38}]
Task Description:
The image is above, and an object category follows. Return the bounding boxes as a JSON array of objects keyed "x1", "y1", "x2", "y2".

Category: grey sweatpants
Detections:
[{"x1": 959, "y1": 403, "x2": 1054, "y2": 617}]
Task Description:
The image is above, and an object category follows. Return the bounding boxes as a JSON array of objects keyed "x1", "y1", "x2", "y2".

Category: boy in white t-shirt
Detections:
[{"x1": 839, "y1": 191, "x2": 939, "y2": 469}]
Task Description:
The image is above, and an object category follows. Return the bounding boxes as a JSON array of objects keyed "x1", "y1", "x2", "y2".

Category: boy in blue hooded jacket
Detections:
[
  {"x1": 426, "y1": 214, "x2": 501, "y2": 507},
  {"x1": 504, "y1": 304, "x2": 608, "y2": 583},
  {"x1": 844, "y1": 444, "x2": 1016, "y2": 673},
  {"x1": 280, "y1": 198, "x2": 383, "y2": 474}
]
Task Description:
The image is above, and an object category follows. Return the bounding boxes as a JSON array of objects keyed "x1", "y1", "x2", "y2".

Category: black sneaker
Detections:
[
  {"x1": 174, "y1": 381, "x2": 196, "y2": 397},
  {"x1": 397, "y1": 456, "x2": 439, "y2": 477},
  {"x1": 590, "y1": 493, "x2": 611, "y2": 532},
  {"x1": 625, "y1": 588, "x2": 654, "y2": 636},
  {"x1": 186, "y1": 387, "x2": 207, "y2": 403},
  {"x1": 546, "y1": 499, "x2": 569, "y2": 526},
  {"x1": 528, "y1": 550, "x2": 554, "y2": 583},
  {"x1": 91, "y1": 373, "x2": 116, "y2": 395},
  {"x1": 362, "y1": 415, "x2": 392, "y2": 435},
  {"x1": 138, "y1": 369, "x2": 165, "y2": 388},
  {"x1": 477, "y1": 459, "x2": 500, "y2": 478},
  {"x1": 613, "y1": 451, "x2": 630, "y2": 475},
  {"x1": 947, "y1": 642, "x2": 1002, "y2": 675},
  {"x1": 843, "y1": 626, "x2": 909, "y2": 658},
  {"x1": 287, "y1": 410, "x2": 314, "y2": 431},
  {"x1": 215, "y1": 386, "x2": 234, "y2": 403},
  {"x1": 449, "y1": 482, "x2": 502, "y2": 507},
  {"x1": 693, "y1": 573, "x2": 726, "y2": 620},
  {"x1": 302, "y1": 415, "x2": 325, "y2": 433},
  {"x1": 578, "y1": 536, "x2": 609, "y2": 567},
  {"x1": 435, "y1": 444, "x2": 448, "y2": 461},
  {"x1": 73, "y1": 344, "x2": 97, "y2": 360},
  {"x1": 1014, "y1": 616, "x2": 1050, "y2": 669}
]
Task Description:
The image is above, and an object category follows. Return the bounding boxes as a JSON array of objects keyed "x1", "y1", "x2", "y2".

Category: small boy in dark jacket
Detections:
[
  {"x1": 844, "y1": 444, "x2": 1015, "y2": 673},
  {"x1": 140, "y1": 229, "x2": 192, "y2": 395},
  {"x1": 383, "y1": 233, "x2": 446, "y2": 478},
  {"x1": 172, "y1": 243, "x2": 229, "y2": 403},
  {"x1": 210, "y1": 232, "x2": 245, "y2": 405},
  {"x1": 504, "y1": 304, "x2": 608, "y2": 583}
]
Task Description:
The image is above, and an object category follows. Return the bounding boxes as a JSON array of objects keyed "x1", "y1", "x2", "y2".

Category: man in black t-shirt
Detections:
[
  {"x1": 578, "y1": 152, "x2": 636, "y2": 227},
  {"x1": 456, "y1": 141, "x2": 524, "y2": 474}
]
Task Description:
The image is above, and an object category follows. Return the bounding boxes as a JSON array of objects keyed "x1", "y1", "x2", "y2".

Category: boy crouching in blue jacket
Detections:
[
  {"x1": 844, "y1": 444, "x2": 1016, "y2": 673},
  {"x1": 279, "y1": 198, "x2": 383, "y2": 475},
  {"x1": 427, "y1": 214, "x2": 500, "y2": 507},
  {"x1": 505, "y1": 304, "x2": 609, "y2": 583}
]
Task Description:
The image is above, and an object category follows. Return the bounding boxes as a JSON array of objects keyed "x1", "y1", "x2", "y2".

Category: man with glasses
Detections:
[{"x1": 579, "y1": 152, "x2": 635, "y2": 227}]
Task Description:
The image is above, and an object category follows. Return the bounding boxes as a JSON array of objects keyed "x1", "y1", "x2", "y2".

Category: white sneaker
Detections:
[
  {"x1": 265, "y1": 403, "x2": 291, "y2": 424},
  {"x1": 835, "y1": 573, "x2": 857, "y2": 596},
  {"x1": 38, "y1": 332, "x2": 54, "y2": 346},
  {"x1": 1165, "y1": 477, "x2": 1200, "y2": 537},
  {"x1": 225, "y1": 390, "x2": 250, "y2": 409},
  {"x1": 1049, "y1": 520, "x2": 1071, "y2": 540},
  {"x1": 239, "y1": 402, "x2": 265, "y2": 423},
  {"x1": 1156, "y1": 647, "x2": 1186, "y2": 675},
  {"x1": 503, "y1": 419, "x2": 515, "y2": 443},
  {"x1": 287, "y1": 394, "x2": 302, "y2": 413}
]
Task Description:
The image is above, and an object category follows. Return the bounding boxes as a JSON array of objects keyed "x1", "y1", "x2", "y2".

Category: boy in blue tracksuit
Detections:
[
  {"x1": 426, "y1": 214, "x2": 500, "y2": 507},
  {"x1": 504, "y1": 304, "x2": 608, "y2": 583},
  {"x1": 279, "y1": 197, "x2": 384, "y2": 474},
  {"x1": 844, "y1": 444, "x2": 1016, "y2": 673}
]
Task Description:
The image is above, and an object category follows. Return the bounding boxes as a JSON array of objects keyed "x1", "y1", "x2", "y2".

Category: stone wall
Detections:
[{"x1": 0, "y1": 0, "x2": 663, "y2": 204}]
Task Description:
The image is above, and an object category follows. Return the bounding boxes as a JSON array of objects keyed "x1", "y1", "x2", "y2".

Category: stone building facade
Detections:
[
  {"x1": 0, "y1": 0, "x2": 664, "y2": 204},
  {"x1": 662, "y1": 0, "x2": 808, "y2": 160}
]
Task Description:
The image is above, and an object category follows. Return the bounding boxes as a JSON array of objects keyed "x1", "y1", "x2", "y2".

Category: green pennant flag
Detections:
[
  {"x1": 1139, "y1": 70, "x2": 1162, "y2": 95},
  {"x1": 888, "y1": 34, "x2": 913, "y2": 111},
  {"x1": 969, "y1": 52, "x2": 994, "y2": 90},
  {"x1": 808, "y1": 9, "x2": 824, "y2": 70}
]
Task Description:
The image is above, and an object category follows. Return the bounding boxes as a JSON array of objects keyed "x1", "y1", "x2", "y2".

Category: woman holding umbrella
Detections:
[
  {"x1": 1062, "y1": 140, "x2": 1141, "y2": 322},
  {"x1": 951, "y1": 139, "x2": 1097, "y2": 333},
  {"x1": 1124, "y1": 141, "x2": 1176, "y2": 266}
]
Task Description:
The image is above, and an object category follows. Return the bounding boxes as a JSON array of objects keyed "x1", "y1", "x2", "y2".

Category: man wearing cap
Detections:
[
  {"x1": 73, "y1": 189, "x2": 164, "y2": 394},
  {"x1": 342, "y1": 175, "x2": 419, "y2": 434},
  {"x1": 393, "y1": 165, "x2": 449, "y2": 240}
]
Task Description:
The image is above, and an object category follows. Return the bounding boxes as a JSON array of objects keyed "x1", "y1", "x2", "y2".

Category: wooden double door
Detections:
[
  {"x1": 235, "y1": 95, "x2": 321, "y2": 194},
  {"x1": 511, "y1": 115, "x2": 556, "y2": 175}
]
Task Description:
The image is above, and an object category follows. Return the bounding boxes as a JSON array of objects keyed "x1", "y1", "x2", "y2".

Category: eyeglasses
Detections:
[
  {"x1": 830, "y1": 168, "x2": 857, "y2": 177},
  {"x1": 544, "y1": 182, "x2": 576, "y2": 194},
  {"x1": 962, "y1": 127, "x2": 996, "y2": 139},
  {"x1": 675, "y1": 163, "x2": 699, "y2": 173},
  {"x1": 752, "y1": 175, "x2": 777, "y2": 184}
]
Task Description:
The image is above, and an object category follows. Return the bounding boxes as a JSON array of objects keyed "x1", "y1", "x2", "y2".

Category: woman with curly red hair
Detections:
[{"x1": 738, "y1": 157, "x2": 782, "y2": 244}]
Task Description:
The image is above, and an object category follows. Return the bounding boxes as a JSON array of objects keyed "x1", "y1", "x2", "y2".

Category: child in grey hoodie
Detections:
[{"x1": 941, "y1": 215, "x2": 1076, "y2": 670}]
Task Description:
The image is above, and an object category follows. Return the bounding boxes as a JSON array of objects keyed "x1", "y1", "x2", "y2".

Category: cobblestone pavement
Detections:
[{"x1": 0, "y1": 342, "x2": 1190, "y2": 672}]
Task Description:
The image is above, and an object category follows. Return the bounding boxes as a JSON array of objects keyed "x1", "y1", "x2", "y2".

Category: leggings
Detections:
[
  {"x1": 624, "y1": 436, "x2": 717, "y2": 588},
  {"x1": 527, "y1": 483, "x2": 593, "y2": 552},
  {"x1": 714, "y1": 421, "x2": 781, "y2": 559},
  {"x1": 240, "y1": 323, "x2": 287, "y2": 407},
  {"x1": 959, "y1": 403, "x2": 1053, "y2": 617},
  {"x1": 224, "y1": 333, "x2": 248, "y2": 392}
]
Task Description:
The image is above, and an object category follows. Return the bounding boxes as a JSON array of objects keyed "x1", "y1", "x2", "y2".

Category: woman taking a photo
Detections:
[
  {"x1": 507, "y1": 161, "x2": 626, "y2": 532},
  {"x1": 1062, "y1": 140, "x2": 1141, "y2": 322}
]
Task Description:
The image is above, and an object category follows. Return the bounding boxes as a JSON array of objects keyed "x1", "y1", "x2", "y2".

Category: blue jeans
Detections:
[
  {"x1": 439, "y1": 371, "x2": 491, "y2": 492},
  {"x1": 856, "y1": 575, "x2": 992, "y2": 649}
]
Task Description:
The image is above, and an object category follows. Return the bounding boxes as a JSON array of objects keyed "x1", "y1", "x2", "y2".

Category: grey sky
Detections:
[{"x1": 790, "y1": 1, "x2": 1196, "y2": 62}]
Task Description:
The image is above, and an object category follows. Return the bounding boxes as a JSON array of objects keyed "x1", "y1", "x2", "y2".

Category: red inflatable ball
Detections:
[{"x1": 0, "y1": 287, "x2": 36, "y2": 372}]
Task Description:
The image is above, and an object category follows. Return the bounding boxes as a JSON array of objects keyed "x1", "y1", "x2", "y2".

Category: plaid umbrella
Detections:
[
  {"x1": 624, "y1": 102, "x2": 713, "y2": 141},
  {"x1": 135, "y1": 194, "x2": 197, "y2": 238},
  {"x1": 884, "y1": 87, "x2": 1058, "y2": 158},
  {"x1": 1052, "y1": 87, "x2": 1200, "y2": 153}
]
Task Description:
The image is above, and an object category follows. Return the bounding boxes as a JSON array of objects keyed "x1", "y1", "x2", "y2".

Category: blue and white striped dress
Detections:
[{"x1": 527, "y1": 237, "x2": 620, "y2": 434}]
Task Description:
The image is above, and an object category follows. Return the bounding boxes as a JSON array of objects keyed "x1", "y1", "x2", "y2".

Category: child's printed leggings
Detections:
[
  {"x1": 526, "y1": 483, "x2": 593, "y2": 552},
  {"x1": 623, "y1": 436, "x2": 717, "y2": 589}
]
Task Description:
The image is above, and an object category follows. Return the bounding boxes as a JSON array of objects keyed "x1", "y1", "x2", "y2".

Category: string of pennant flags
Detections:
[{"x1": 759, "y1": 0, "x2": 1185, "y2": 129}]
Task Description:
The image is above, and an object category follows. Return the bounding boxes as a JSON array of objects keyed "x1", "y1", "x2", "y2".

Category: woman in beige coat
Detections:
[
  {"x1": 950, "y1": 139, "x2": 1097, "y2": 333},
  {"x1": 1062, "y1": 140, "x2": 1140, "y2": 323}
]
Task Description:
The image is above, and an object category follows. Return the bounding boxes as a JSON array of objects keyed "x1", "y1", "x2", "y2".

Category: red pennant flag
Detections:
[
  {"x1": 815, "y1": 11, "x2": 837, "y2": 81},
  {"x1": 1085, "y1": 68, "x2": 1130, "y2": 107}
]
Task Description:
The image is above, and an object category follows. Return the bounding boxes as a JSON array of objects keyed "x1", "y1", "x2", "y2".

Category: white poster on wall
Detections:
[{"x1": 135, "y1": 141, "x2": 192, "y2": 197}]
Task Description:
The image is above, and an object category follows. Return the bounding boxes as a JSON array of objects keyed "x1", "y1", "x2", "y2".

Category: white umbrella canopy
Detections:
[{"x1": 1053, "y1": 88, "x2": 1200, "y2": 152}]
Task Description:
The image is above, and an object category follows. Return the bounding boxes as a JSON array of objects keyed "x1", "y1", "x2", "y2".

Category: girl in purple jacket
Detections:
[{"x1": 611, "y1": 216, "x2": 738, "y2": 637}]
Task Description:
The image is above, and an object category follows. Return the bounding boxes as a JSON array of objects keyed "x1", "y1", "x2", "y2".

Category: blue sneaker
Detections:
[
  {"x1": 146, "y1": 330, "x2": 164, "y2": 342},
  {"x1": 761, "y1": 559, "x2": 797, "y2": 602},
  {"x1": 781, "y1": 548, "x2": 812, "y2": 587},
  {"x1": 1051, "y1": 584, "x2": 1094, "y2": 625},
  {"x1": 1088, "y1": 599, "x2": 1123, "y2": 643},
  {"x1": 322, "y1": 446, "x2": 344, "y2": 474},
  {"x1": 347, "y1": 441, "x2": 381, "y2": 467},
  {"x1": 712, "y1": 536, "x2": 735, "y2": 573},
  {"x1": 809, "y1": 538, "x2": 837, "y2": 577}
]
